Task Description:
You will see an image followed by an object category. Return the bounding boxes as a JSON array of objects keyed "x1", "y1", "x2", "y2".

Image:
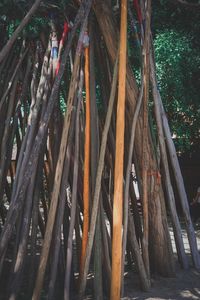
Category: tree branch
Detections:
[
  {"x1": 169, "y1": 0, "x2": 200, "y2": 9},
  {"x1": 0, "y1": 0, "x2": 42, "y2": 64}
]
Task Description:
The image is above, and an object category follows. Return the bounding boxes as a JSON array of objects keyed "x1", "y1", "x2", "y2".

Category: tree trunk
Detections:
[
  {"x1": 150, "y1": 51, "x2": 188, "y2": 270},
  {"x1": 93, "y1": 0, "x2": 175, "y2": 276},
  {"x1": 150, "y1": 54, "x2": 200, "y2": 270}
]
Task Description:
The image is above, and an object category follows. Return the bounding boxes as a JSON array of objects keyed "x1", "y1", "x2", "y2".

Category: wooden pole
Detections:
[
  {"x1": 78, "y1": 54, "x2": 119, "y2": 300},
  {"x1": 80, "y1": 33, "x2": 90, "y2": 276},
  {"x1": 89, "y1": 20, "x2": 103, "y2": 300},
  {"x1": 93, "y1": 0, "x2": 175, "y2": 277},
  {"x1": 110, "y1": 0, "x2": 127, "y2": 299},
  {"x1": 150, "y1": 53, "x2": 200, "y2": 270},
  {"x1": 64, "y1": 74, "x2": 82, "y2": 300},
  {"x1": 31, "y1": 18, "x2": 91, "y2": 296},
  {"x1": 141, "y1": 0, "x2": 151, "y2": 278},
  {"x1": 121, "y1": 76, "x2": 150, "y2": 294},
  {"x1": 0, "y1": 1, "x2": 92, "y2": 262},
  {"x1": 150, "y1": 51, "x2": 188, "y2": 270}
]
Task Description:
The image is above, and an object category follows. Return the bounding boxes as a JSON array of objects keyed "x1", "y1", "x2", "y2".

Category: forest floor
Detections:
[
  {"x1": 82, "y1": 223, "x2": 200, "y2": 300},
  {"x1": 1, "y1": 220, "x2": 200, "y2": 299},
  {"x1": 123, "y1": 262, "x2": 200, "y2": 300},
  {"x1": 122, "y1": 224, "x2": 200, "y2": 300}
]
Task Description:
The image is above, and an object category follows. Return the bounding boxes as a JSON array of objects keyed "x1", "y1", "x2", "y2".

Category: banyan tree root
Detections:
[{"x1": 0, "y1": 0, "x2": 199, "y2": 299}]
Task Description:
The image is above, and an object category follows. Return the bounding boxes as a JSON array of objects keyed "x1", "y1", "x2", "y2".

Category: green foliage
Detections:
[
  {"x1": 154, "y1": 30, "x2": 200, "y2": 106},
  {"x1": 152, "y1": 1, "x2": 200, "y2": 153},
  {"x1": 1, "y1": 0, "x2": 199, "y2": 154},
  {"x1": 24, "y1": 17, "x2": 49, "y2": 39}
]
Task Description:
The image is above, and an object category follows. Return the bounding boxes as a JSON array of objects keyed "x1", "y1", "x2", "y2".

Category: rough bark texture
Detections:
[{"x1": 93, "y1": 0, "x2": 175, "y2": 276}]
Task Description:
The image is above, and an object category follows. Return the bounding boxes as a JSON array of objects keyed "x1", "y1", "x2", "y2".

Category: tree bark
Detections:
[
  {"x1": 150, "y1": 54, "x2": 200, "y2": 270},
  {"x1": 78, "y1": 53, "x2": 119, "y2": 300},
  {"x1": 150, "y1": 51, "x2": 188, "y2": 270},
  {"x1": 0, "y1": 0, "x2": 90, "y2": 262},
  {"x1": 141, "y1": 0, "x2": 151, "y2": 278},
  {"x1": 93, "y1": 0, "x2": 175, "y2": 276}
]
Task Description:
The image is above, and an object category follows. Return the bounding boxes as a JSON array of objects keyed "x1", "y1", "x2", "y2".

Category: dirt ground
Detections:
[
  {"x1": 80, "y1": 227, "x2": 200, "y2": 300},
  {"x1": 121, "y1": 227, "x2": 200, "y2": 300},
  {"x1": 82, "y1": 263, "x2": 200, "y2": 300},
  {"x1": 1, "y1": 224, "x2": 200, "y2": 299},
  {"x1": 123, "y1": 266, "x2": 200, "y2": 300}
]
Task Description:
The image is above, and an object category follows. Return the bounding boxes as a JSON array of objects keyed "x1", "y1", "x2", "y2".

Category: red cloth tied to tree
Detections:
[
  {"x1": 133, "y1": 0, "x2": 142, "y2": 24},
  {"x1": 55, "y1": 21, "x2": 70, "y2": 75}
]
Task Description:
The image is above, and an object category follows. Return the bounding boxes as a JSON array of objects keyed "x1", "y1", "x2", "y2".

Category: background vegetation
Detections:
[
  {"x1": 152, "y1": 0, "x2": 200, "y2": 154},
  {"x1": 1, "y1": 0, "x2": 199, "y2": 153}
]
